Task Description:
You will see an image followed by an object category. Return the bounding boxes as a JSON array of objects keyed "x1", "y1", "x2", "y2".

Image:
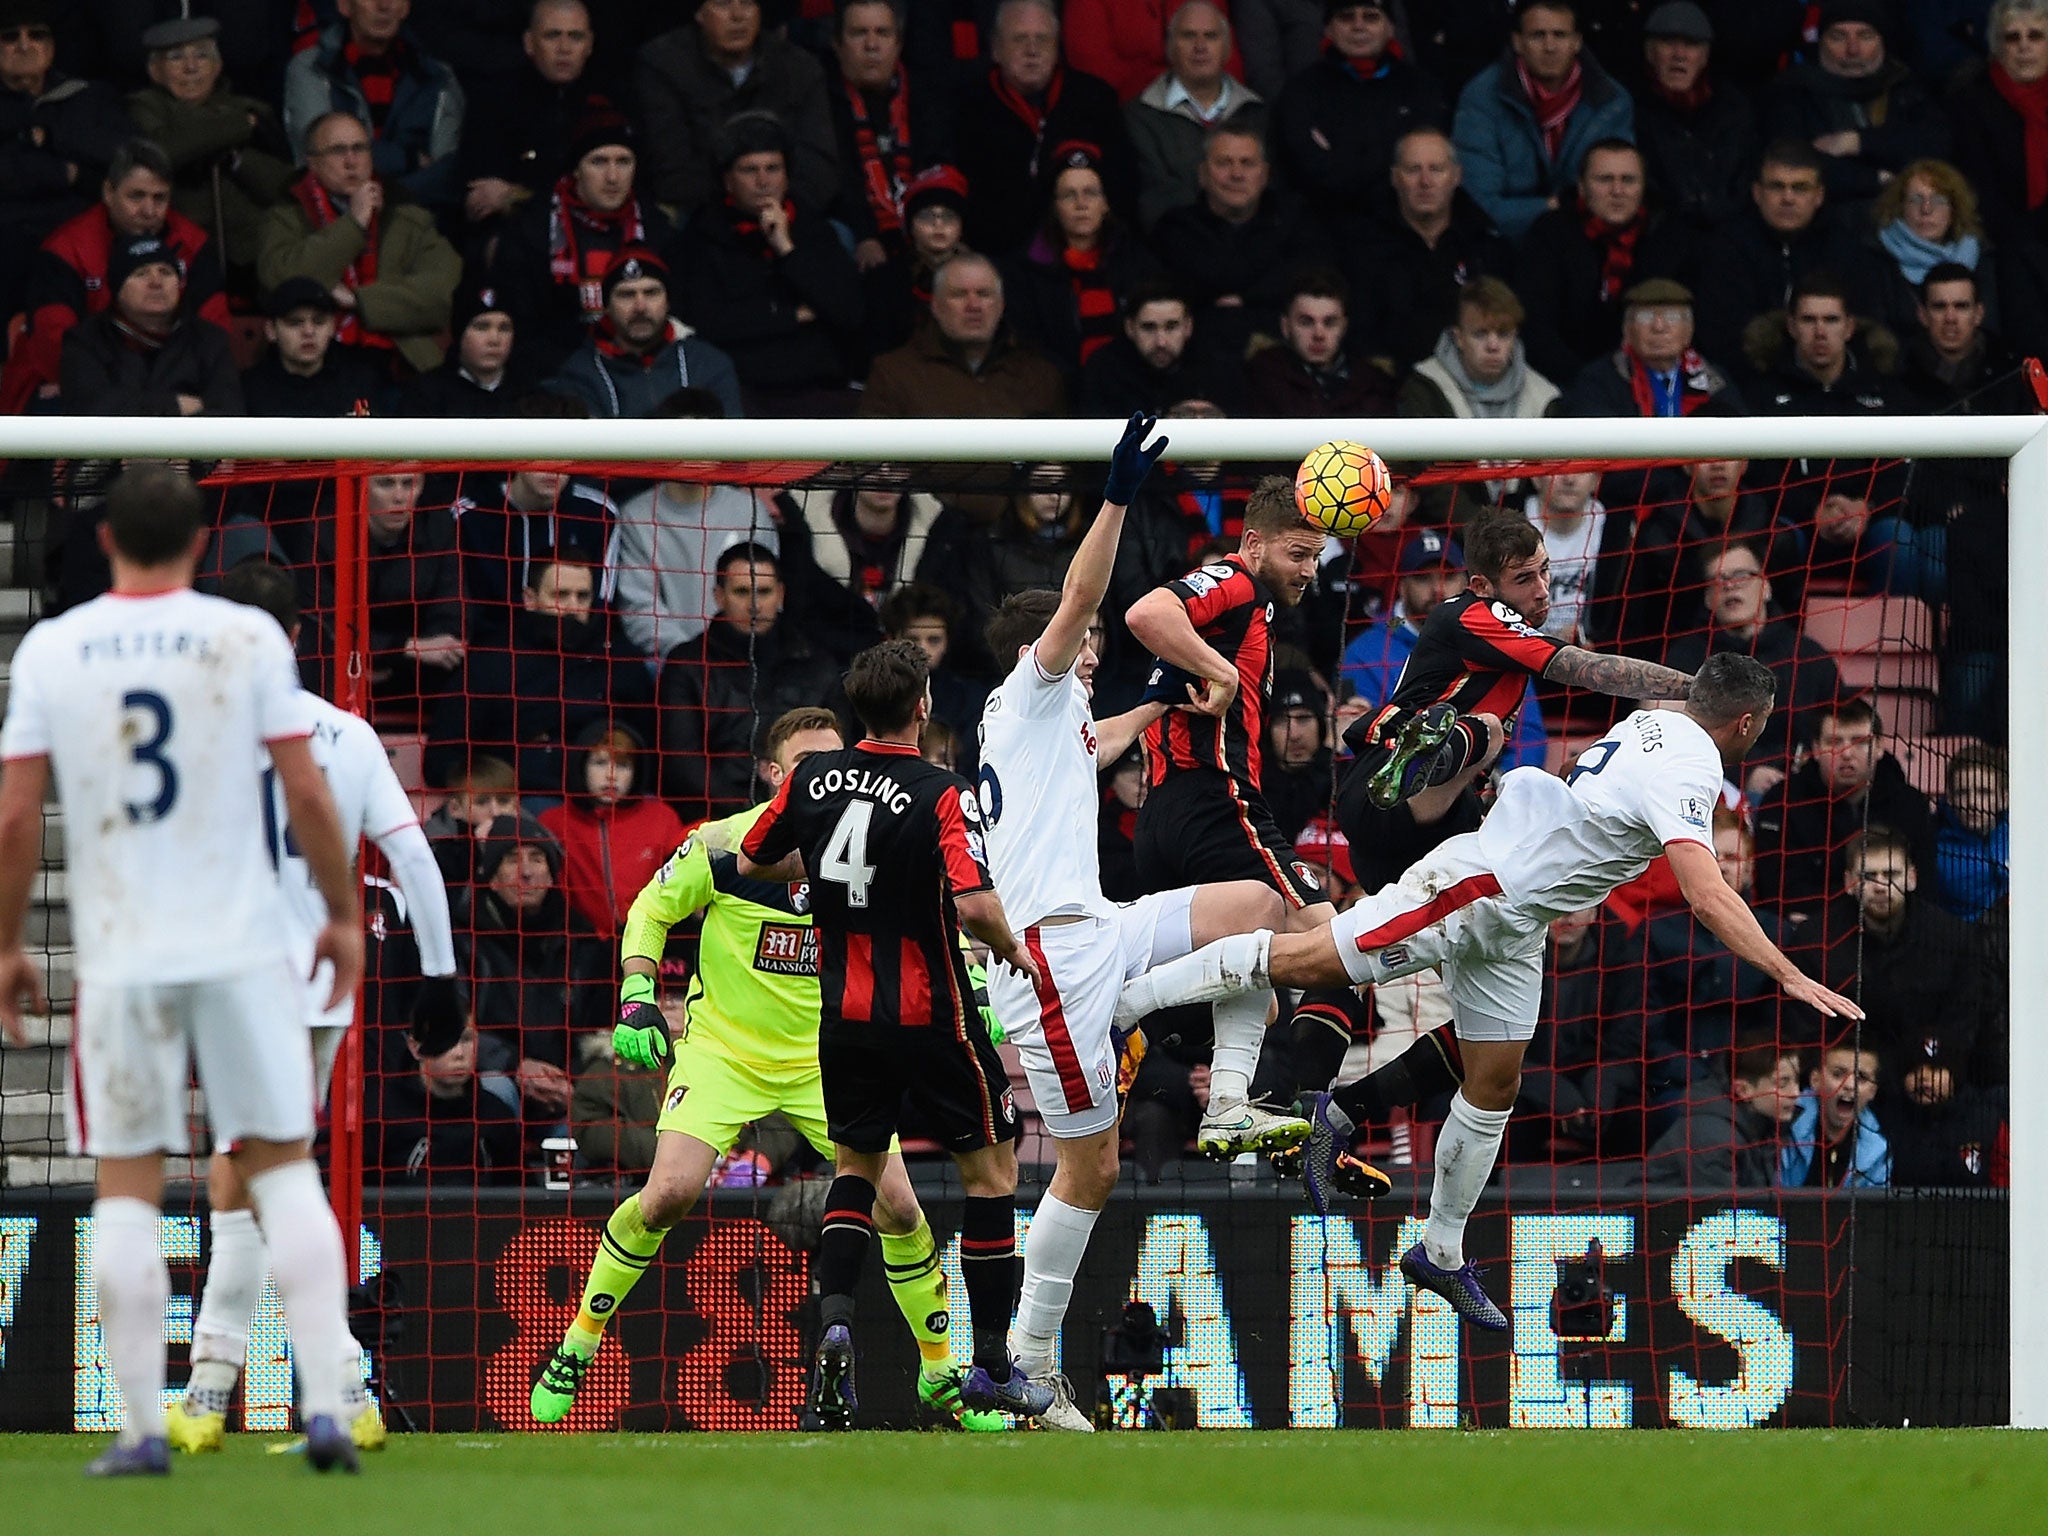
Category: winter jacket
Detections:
[
  {"x1": 1514, "y1": 203, "x2": 1693, "y2": 383},
  {"x1": 0, "y1": 70, "x2": 133, "y2": 238},
  {"x1": 1692, "y1": 205, "x2": 1885, "y2": 366},
  {"x1": 283, "y1": 25, "x2": 465, "y2": 212},
  {"x1": 1126, "y1": 73, "x2": 1266, "y2": 230},
  {"x1": 675, "y1": 200, "x2": 864, "y2": 392},
  {"x1": 1779, "y1": 1091, "x2": 1890, "y2": 1188},
  {"x1": 1272, "y1": 51, "x2": 1447, "y2": 221},
  {"x1": 1150, "y1": 188, "x2": 1330, "y2": 356},
  {"x1": 255, "y1": 187, "x2": 462, "y2": 373},
  {"x1": 1643, "y1": 1075, "x2": 1781, "y2": 1189},
  {"x1": 1887, "y1": 1085, "x2": 2006, "y2": 1188},
  {"x1": 859, "y1": 323, "x2": 1066, "y2": 420},
  {"x1": 1519, "y1": 914, "x2": 1647, "y2": 1155},
  {"x1": 1558, "y1": 345, "x2": 1745, "y2": 418},
  {"x1": 1661, "y1": 620, "x2": 1840, "y2": 774},
  {"x1": 657, "y1": 618, "x2": 840, "y2": 820},
  {"x1": 450, "y1": 476, "x2": 617, "y2": 633},
  {"x1": 456, "y1": 64, "x2": 611, "y2": 202},
  {"x1": 366, "y1": 1069, "x2": 525, "y2": 1185},
  {"x1": 1751, "y1": 753, "x2": 1939, "y2": 915},
  {"x1": 1234, "y1": 0, "x2": 1331, "y2": 100},
  {"x1": 58, "y1": 310, "x2": 243, "y2": 417},
  {"x1": 1630, "y1": 74, "x2": 1760, "y2": 238},
  {"x1": 1935, "y1": 804, "x2": 2008, "y2": 922},
  {"x1": 1247, "y1": 343, "x2": 1398, "y2": 420},
  {"x1": 953, "y1": 64, "x2": 1136, "y2": 256},
  {"x1": 633, "y1": 27, "x2": 838, "y2": 218},
  {"x1": 1077, "y1": 331, "x2": 1246, "y2": 417},
  {"x1": 126, "y1": 82, "x2": 296, "y2": 268},
  {"x1": 394, "y1": 359, "x2": 533, "y2": 418},
  {"x1": 1817, "y1": 895, "x2": 1994, "y2": 1077},
  {"x1": 544, "y1": 329, "x2": 744, "y2": 422},
  {"x1": 1000, "y1": 229, "x2": 1160, "y2": 389},
  {"x1": 611, "y1": 480, "x2": 779, "y2": 660},
  {"x1": 1451, "y1": 49, "x2": 1634, "y2": 240},
  {"x1": 822, "y1": 56, "x2": 955, "y2": 243},
  {"x1": 789, "y1": 487, "x2": 982, "y2": 622},
  {"x1": 239, "y1": 347, "x2": 383, "y2": 418},
  {"x1": 1643, "y1": 903, "x2": 1801, "y2": 1090},
  {"x1": 1341, "y1": 191, "x2": 1515, "y2": 371},
  {"x1": 1763, "y1": 59, "x2": 1951, "y2": 207},
  {"x1": 460, "y1": 883, "x2": 612, "y2": 1072},
  {"x1": 1946, "y1": 66, "x2": 2043, "y2": 249},
  {"x1": 1592, "y1": 492, "x2": 1808, "y2": 662},
  {"x1": 489, "y1": 187, "x2": 678, "y2": 375},
  {"x1": 538, "y1": 725, "x2": 687, "y2": 937}
]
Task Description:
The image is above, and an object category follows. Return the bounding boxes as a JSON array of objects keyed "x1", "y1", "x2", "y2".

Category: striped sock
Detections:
[
  {"x1": 572, "y1": 1194, "x2": 666, "y2": 1343},
  {"x1": 816, "y1": 1175, "x2": 878, "y2": 1333},
  {"x1": 960, "y1": 1195, "x2": 1017, "y2": 1378},
  {"x1": 879, "y1": 1217, "x2": 952, "y2": 1370}
]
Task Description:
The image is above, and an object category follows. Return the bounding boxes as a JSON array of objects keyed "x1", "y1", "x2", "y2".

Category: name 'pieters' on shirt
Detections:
[
  {"x1": 741, "y1": 740, "x2": 991, "y2": 1029},
  {"x1": 1142, "y1": 553, "x2": 1277, "y2": 792}
]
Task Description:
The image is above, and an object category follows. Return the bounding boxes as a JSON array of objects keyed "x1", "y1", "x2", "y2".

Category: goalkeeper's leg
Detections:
[
  {"x1": 872, "y1": 1153, "x2": 1005, "y2": 1432},
  {"x1": 530, "y1": 1130, "x2": 718, "y2": 1424}
]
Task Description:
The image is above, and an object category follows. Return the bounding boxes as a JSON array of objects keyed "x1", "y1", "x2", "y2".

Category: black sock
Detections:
[
  {"x1": 1424, "y1": 719, "x2": 1481, "y2": 786},
  {"x1": 1333, "y1": 1025, "x2": 1464, "y2": 1126},
  {"x1": 960, "y1": 1194, "x2": 1017, "y2": 1378},
  {"x1": 815, "y1": 1174, "x2": 876, "y2": 1329},
  {"x1": 1290, "y1": 989, "x2": 1373, "y2": 1097}
]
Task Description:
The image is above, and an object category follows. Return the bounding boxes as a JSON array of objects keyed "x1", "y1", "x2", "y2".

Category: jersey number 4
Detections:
[
  {"x1": 818, "y1": 800, "x2": 878, "y2": 908},
  {"x1": 121, "y1": 689, "x2": 178, "y2": 825}
]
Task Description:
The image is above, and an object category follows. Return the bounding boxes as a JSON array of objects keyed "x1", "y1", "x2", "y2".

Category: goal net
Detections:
[{"x1": 0, "y1": 412, "x2": 2034, "y2": 1434}]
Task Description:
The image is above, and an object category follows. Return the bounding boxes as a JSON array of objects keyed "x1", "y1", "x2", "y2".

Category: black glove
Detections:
[
  {"x1": 409, "y1": 973, "x2": 465, "y2": 1056},
  {"x1": 1104, "y1": 411, "x2": 1169, "y2": 506}
]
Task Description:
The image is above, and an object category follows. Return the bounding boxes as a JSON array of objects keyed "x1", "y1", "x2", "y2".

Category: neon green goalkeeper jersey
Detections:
[{"x1": 622, "y1": 802, "x2": 821, "y2": 1073}]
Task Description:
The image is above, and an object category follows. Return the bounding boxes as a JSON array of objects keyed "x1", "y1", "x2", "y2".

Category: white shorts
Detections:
[
  {"x1": 1331, "y1": 831, "x2": 1548, "y2": 1043},
  {"x1": 989, "y1": 888, "x2": 1198, "y2": 1138},
  {"x1": 69, "y1": 960, "x2": 317, "y2": 1159}
]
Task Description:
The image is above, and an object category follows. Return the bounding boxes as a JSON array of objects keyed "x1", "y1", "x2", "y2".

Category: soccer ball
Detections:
[{"x1": 1294, "y1": 440, "x2": 1393, "y2": 536}]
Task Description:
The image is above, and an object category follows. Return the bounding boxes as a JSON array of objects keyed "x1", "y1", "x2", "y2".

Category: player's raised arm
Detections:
[
  {"x1": 1544, "y1": 645, "x2": 1695, "y2": 703},
  {"x1": 0, "y1": 755, "x2": 50, "y2": 1043},
  {"x1": 1665, "y1": 838, "x2": 1864, "y2": 1019},
  {"x1": 269, "y1": 734, "x2": 365, "y2": 1011},
  {"x1": 1037, "y1": 413, "x2": 1168, "y2": 678}
]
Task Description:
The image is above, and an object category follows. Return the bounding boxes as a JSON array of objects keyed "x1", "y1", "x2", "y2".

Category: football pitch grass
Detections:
[{"x1": 2, "y1": 1429, "x2": 2042, "y2": 1536}]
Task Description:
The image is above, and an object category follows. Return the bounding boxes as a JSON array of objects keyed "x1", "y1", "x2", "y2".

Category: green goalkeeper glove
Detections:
[
  {"x1": 968, "y1": 961, "x2": 1005, "y2": 1046},
  {"x1": 613, "y1": 972, "x2": 671, "y2": 1070}
]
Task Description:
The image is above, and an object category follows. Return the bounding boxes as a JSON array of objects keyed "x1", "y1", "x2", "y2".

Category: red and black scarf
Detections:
[
  {"x1": 1582, "y1": 196, "x2": 1647, "y2": 302},
  {"x1": 845, "y1": 72, "x2": 915, "y2": 233},
  {"x1": 1061, "y1": 245, "x2": 1118, "y2": 365},
  {"x1": 990, "y1": 63, "x2": 1065, "y2": 180},
  {"x1": 725, "y1": 195, "x2": 799, "y2": 258},
  {"x1": 1625, "y1": 344, "x2": 1714, "y2": 417},
  {"x1": 1516, "y1": 57, "x2": 1583, "y2": 161},
  {"x1": 548, "y1": 175, "x2": 647, "y2": 324},
  {"x1": 344, "y1": 38, "x2": 409, "y2": 130},
  {"x1": 1993, "y1": 62, "x2": 2048, "y2": 211},
  {"x1": 292, "y1": 175, "x2": 388, "y2": 349}
]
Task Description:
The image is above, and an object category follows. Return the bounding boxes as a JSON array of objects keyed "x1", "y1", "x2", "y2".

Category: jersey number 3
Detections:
[
  {"x1": 819, "y1": 800, "x2": 878, "y2": 908},
  {"x1": 121, "y1": 689, "x2": 178, "y2": 825}
]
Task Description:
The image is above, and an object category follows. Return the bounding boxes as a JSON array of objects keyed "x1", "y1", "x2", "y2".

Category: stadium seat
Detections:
[
  {"x1": 377, "y1": 730, "x2": 434, "y2": 817},
  {"x1": 1803, "y1": 593, "x2": 1935, "y2": 655},
  {"x1": 1871, "y1": 688, "x2": 1937, "y2": 742}
]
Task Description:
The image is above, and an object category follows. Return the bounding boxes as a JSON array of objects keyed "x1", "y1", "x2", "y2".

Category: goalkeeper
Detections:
[{"x1": 532, "y1": 707, "x2": 1002, "y2": 1431}]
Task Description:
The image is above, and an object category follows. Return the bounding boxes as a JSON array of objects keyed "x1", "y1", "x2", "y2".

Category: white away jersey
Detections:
[
  {"x1": 1478, "y1": 708, "x2": 1725, "y2": 921},
  {"x1": 977, "y1": 644, "x2": 1114, "y2": 928},
  {"x1": 0, "y1": 588, "x2": 313, "y2": 986}
]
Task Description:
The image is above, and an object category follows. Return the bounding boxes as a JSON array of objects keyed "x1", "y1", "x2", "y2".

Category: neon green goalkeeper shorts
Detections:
[{"x1": 654, "y1": 1041, "x2": 834, "y2": 1158}]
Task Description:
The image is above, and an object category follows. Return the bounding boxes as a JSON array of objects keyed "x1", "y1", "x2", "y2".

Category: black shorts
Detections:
[
  {"x1": 1333, "y1": 762, "x2": 1485, "y2": 895},
  {"x1": 1132, "y1": 769, "x2": 1324, "y2": 908},
  {"x1": 818, "y1": 1015, "x2": 1020, "y2": 1156}
]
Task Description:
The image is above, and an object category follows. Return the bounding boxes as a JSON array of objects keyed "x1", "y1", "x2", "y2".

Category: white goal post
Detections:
[{"x1": 0, "y1": 410, "x2": 2038, "y2": 1428}]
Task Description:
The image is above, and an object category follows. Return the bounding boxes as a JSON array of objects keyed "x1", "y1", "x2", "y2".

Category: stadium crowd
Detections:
[{"x1": 0, "y1": 0, "x2": 2020, "y2": 1195}]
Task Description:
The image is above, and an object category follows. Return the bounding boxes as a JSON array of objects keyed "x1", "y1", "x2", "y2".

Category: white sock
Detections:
[
  {"x1": 246, "y1": 1160, "x2": 350, "y2": 1426},
  {"x1": 1120, "y1": 930, "x2": 1270, "y2": 1023},
  {"x1": 185, "y1": 1207, "x2": 266, "y2": 1414},
  {"x1": 1423, "y1": 1092, "x2": 1512, "y2": 1269},
  {"x1": 340, "y1": 1336, "x2": 372, "y2": 1416},
  {"x1": 1207, "y1": 988, "x2": 1273, "y2": 1107},
  {"x1": 1010, "y1": 1194, "x2": 1101, "y2": 1378},
  {"x1": 92, "y1": 1197, "x2": 170, "y2": 1444}
]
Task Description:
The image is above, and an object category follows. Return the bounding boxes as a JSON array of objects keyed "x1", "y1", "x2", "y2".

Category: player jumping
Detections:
[
  {"x1": 168, "y1": 561, "x2": 463, "y2": 1458},
  {"x1": 529, "y1": 706, "x2": 1003, "y2": 1430},
  {"x1": 740, "y1": 641, "x2": 1052, "y2": 1426},
  {"x1": 1114, "y1": 654, "x2": 1862, "y2": 1328},
  {"x1": 0, "y1": 467, "x2": 366, "y2": 1474}
]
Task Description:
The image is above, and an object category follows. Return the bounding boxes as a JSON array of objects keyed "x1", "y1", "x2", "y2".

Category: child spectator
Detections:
[
  {"x1": 1780, "y1": 1039, "x2": 1890, "y2": 1188},
  {"x1": 538, "y1": 722, "x2": 687, "y2": 939},
  {"x1": 1936, "y1": 743, "x2": 2010, "y2": 920}
]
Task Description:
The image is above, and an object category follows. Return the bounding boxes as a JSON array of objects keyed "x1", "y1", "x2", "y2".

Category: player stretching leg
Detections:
[
  {"x1": 742, "y1": 642, "x2": 1052, "y2": 1426},
  {"x1": 531, "y1": 708, "x2": 1001, "y2": 1430},
  {"x1": 166, "y1": 563, "x2": 461, "y2": 1457},
  {"x1": 1115, "y1": 655, "x2": 1861, "y2": 1328},
  {"x1": 1286, "y1": 511, "x2": 1699, "y2": 1165},
  {"x1": 0, "y1": 468, "x2": 366, "y2": 1474}
]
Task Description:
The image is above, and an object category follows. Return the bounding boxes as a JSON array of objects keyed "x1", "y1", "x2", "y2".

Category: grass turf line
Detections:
[{"x1": 0, "y1": 1429, "x2": 2039, "y2": 1536}]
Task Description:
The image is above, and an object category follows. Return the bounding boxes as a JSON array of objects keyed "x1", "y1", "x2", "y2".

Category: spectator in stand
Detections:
[
  {"x1": 538, "y1": 721, "x2": 686, "y2": 938},
  {"x1": 544, "y1": 244, "x2": 743, "y2": 420},
  {"x1": 0, "y1": 0, "x2": 133, "y2": 318},
  {"x1": 242, "y1": 276, "x2": 381, "y2": 416},
  {"x1": 397, "y1": 282, "x2": 529, "y2": 416},
  {"x1": 1887, "y1": 1037, "x2": 2007, "y2": 1188},
  {"x1": 1745, "y1": 270, "x2": 1905, "y2": 418},
  {"x1": 1345, "y1": 126, "x2": 1514, "y2": 374},
  {"x1": 953, "y1": 0, "x2": 1134, "y2": 256},
  {"x1": 1780, "y1": 1038, "x2": 1890, "y2": 1188},
  {"x1": 1151, "y1": 124, "x2": 1328, "y2": 360},
  {"x1": 974, "y1": 477, "x2": 1086, "y2": 612},
  {"x1": 1643, "y1": 1027, "x2": 1801, "y2": 1189},
  {"x1": 1630, "y1": 2, "x2": 1758, "y2": 242},
  {"x1": 883, "y1": 582, "x2": 990, "y2": 767},
  {"x1": 633, "y1": 0, "x2": 837, "y2": 221},
  {"x1": 1272, "y1": 1, "x2": 1445, "y2": 229},
  {"x1": 366, "y1": 1025, "x2": 526, "y2": 1186},
  {"x1": 785, "y1": 483, "x2": 981, "y2": 654},
  {"x1": 258, "y1": 109, "x2": 462, "y2": 375},
  {"x1": 865, "y1": 161, "x2": 972, "y2": 354},
  {"x1": 460, "y1": 812, "x2": 613, "y2": 1120},
  {"x1": 610, "y1": 387, "x2": 770, "y2": 660},
  {"x1": 457, "y1": 0, "x2": 606, "y2": 232},
  {"x1": 1516, "y1": 139, "x2": 1689, "y2": 385},
  {"x1": 1936, "y1": 743, "x2": 2009, "y2": 921},
  {"x1": 1127, "y1": 2, "x2": 1265, "y2": 231},
  {"x1": 1235, "y1": 0, "x2": 1342, "y2": 100},
  {"x1": 676, "y1": 113, "x2": 864, "y2": 416},
  {"x1": 59, "y1": 234, "x2": 240, "y2": 414},
  {"x1": 570, "y1": 988, "x2": 668, "y2": 1174},
  {"x1": 1245, "y1": 267, "x2": 1395, "y2": 419},
  {"x1": 1002, "y1": 140, "x2": 1158, "y2": 391},
  {"x1": 1514, "y1": 903, "x2": 1647, "y2": 1159},
  {"x1": 1560, "y1": 277, "x2": 1744, "y2": 416},
  {"x1": 656, "y1": 542, "x2": 838, "y2": 819},
  {"x1": 1947, "y1": 0, "x2": 2048, "y2": 354},
  {"x1": 1865, "y1": 160, "x2": 2000, "y2": 345},
  {"x1": 1451, "y1": 0, "x2": 1633, "y2": 243},
  {"x1": 1751, "y1": 693, "x2": 1938, "y2": 915},
  {"x1": 490, "y1": 106, "x2": 675, "y2": 376},
  {"x1": 1694, "y1": 139, "x2": 1883, "y2": 367},
  {"x1": 127, "y1": 15, "x2": 294, "y2": 288},
  {"x1": 860, "y1": 250, "x2": 1066, "y2": 420},
  {"x1": 0, "y1": 137, "x2": 229, "y2": 414},
  {"x1": 1519, "y1": 468, "x2": 1610, "y2": 644},
  {"x1": 451, "y1": 438, "x2": 615, "y2": 632},
  {"x1": 347, "y1": 467, "x2": 465, "y2": 716},
  {"x1": 1660, "y1": 544, "x2": 1842, "y2": 785},
  {"x1": 1262, "y1": 669, "x2": 1331, "y2": 843},
  {"x1": 427, "y1": 553, "x2": 656, "y2": 794},
  {"x1": 1763, "y1": 0, "x2": 1950, "y2": 213},
  {"x1": 1098, "y1": 742, "x2": 1147, "y2": 902},
  {"x1": 423, "y1": 754, "x2": 520, "y2": 885},
  {"x1": 1079, "y1": 277, "x2": 1243, "y2": 416},
  {"x1": 283, "y1": 0, "x2": 466, "y2": 217},
  {"x1": 1069, "y1": 0, "x2": 1244, "y2": 104}
]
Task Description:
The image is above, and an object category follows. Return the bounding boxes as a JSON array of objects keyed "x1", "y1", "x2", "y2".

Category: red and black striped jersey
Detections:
[
  {"x1": 1142, "y1": 554, "x2": 1276, "y2": 793},
  {"x1": 1387, "y1": 591, "x2": 1567, "y2": 723},
  {"x1": 742, "y1": 740, "x2": 991, "y2": 1030}
]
